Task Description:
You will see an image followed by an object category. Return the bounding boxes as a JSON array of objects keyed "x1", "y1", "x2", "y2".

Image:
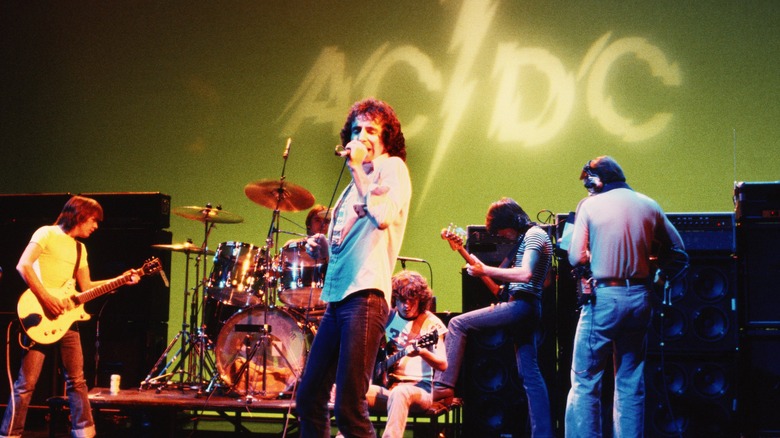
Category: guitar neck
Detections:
[
  {"x1": 72, "y1": 275, "x2": 131, "y2": 306},
  {"x1": 384, "y1": 349, "x2": 408, "y2": 371},
  {"x1": 456, "y1": 246, "x2": 501, "y2": 296}
]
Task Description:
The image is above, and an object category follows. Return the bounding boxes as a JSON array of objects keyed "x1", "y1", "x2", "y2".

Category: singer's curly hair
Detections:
[
  {"x1": 391, "y1": 270, "x2": 433, "y2": 313},
  {"x1": 340, "y1": 98, "x2": 406, "y2": 161},
  {"x1": 56, "y1": 196, "x2": 103, "y2": 232}
]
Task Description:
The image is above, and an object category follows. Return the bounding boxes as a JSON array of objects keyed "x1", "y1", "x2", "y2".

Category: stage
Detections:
[{"x1": 42, "y1": 387, "x2": 461, "y2": 437}]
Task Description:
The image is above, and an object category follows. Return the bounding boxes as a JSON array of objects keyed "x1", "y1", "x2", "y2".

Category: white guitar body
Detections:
[
  {"x1": 17, "y1": 279, "x2": 90, "y2": 344},
  {"x1": 17, "y1": 257, "x2": 161, "y2": 345}
]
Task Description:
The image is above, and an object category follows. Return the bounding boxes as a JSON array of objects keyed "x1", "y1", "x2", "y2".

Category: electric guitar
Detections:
[
  {"x1": 373, "y1": 329, "x2": 439, "y2": 387},
  {"x1": 17, "y1": 257, "x2": 162, "y2": 344},
  {"x1": 441, "y1": 224, "x2": 503, "y2": 298}
]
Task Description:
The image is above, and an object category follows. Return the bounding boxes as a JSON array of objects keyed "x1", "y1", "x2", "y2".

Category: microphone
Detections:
[
  {"x1": 397, "y1": 256, "x2": 426, "y2": 263},
  {"x1": 334, "y1": 144, "x2": 349, "y2": 158},
  {"x1": 283, "y1": 138, "x2": 292, "y2": 158}
]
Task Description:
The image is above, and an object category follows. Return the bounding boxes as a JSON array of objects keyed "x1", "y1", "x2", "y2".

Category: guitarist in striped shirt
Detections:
[
  {"x1": 1, "y1": 196, "x2": 139, "y2": 438},
  {"x1": 433, "y1": 197, "x2": 554, "y2": 437}
]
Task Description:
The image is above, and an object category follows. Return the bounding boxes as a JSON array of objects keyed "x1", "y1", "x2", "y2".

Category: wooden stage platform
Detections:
[{"x1": 46, "y1": 387, "x2": 461, "y2": 437}]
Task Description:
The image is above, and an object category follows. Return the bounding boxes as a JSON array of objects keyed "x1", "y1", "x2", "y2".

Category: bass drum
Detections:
[{"x1": 215, "y1": 306, "x2": 313, "y2": 398}]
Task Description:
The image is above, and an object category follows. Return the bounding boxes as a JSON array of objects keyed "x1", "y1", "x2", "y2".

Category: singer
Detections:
[{"x1": 297, "y1": 98, "x2": 411, "y2": 437}]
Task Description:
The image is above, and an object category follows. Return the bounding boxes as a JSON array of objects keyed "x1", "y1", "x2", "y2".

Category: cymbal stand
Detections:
[
  {"x1": 234, "y1": 140, "x2": 294, "y2": 400},
  {"x1": 142, "y1": 206, "x2": 219, "y2": 392},
  {"x1": 191, "y1": 215, "x2": 218, "y2": 393},
  {"x1": 141, "y1": 241, "x2": 195, "y2": 390}
]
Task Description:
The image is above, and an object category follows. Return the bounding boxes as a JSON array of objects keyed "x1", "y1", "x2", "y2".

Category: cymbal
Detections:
[
  {"x1": 244, "y1": 179, "x2": 315, "y2": 212},
  {"x1": 152, "y1": 242, "x2": 215, "y2": 256},
  {"x1": 173, "y1": 206, "x2": 244, "y2": 224}
]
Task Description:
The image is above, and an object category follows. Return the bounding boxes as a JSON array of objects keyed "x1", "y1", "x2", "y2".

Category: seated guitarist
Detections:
[
  {"x1": 366, "y1": 270, "x2": 447, "y2": 438},
  {"x1": 1, "y1": 195, "x2": 139, "y2": 438},
  {"x1": 433, "y1": 197, "x2": 554, "y2": 438}
]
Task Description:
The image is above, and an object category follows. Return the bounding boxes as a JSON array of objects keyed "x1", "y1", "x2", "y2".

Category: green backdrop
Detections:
[{"x1": 2, "y1": 1, "x2": 778, "y2": 341}]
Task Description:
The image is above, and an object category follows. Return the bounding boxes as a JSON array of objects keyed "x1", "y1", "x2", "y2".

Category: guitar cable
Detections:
[{"x1": 5, "y1": 319, "x2": 18, "y2": 435}]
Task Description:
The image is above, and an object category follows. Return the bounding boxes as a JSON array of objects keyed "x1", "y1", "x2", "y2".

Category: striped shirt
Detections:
[{"x1": 506, "y1": 226, "x2": 552, "y2": 299}]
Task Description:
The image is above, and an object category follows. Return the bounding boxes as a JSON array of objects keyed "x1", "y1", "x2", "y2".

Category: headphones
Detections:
[{"x1": 582, "y1": 161, "x2": 604, "y2": 193}]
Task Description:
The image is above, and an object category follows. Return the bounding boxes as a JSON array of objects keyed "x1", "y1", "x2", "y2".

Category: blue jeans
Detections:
[
  {"x1": 297, "y1": 289, "x2": 389, "y2": 438},
  {"x1": 1, "y1": 329, "x2": 95, "y2": 438},
  {"x1": 436, "y1": 295, "x2": 553, "y2": 438},
  {"x1": 565, "y1": 285, "x2": 652, "y2": 438}
]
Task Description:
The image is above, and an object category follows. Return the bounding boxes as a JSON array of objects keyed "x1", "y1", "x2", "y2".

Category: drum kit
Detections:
[{"x1": 141, "y1": 177, "x2": 327, "y2": 401}]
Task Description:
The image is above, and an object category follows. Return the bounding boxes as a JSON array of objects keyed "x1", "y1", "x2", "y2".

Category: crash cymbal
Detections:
[
  {"x1": 152, "y1": 242, "x2": 215, "y2": 256},
  {"x1": 244, "y1": 179, "x2": 315, "y2": 212},
  {"x1": 172, "y1": 206, "x2": 244, "y2": 224}
]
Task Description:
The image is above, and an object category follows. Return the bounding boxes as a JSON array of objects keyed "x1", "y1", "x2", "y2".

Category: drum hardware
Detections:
[
  {"x1": 142, "y1": 203, "x2": 239, "y2": 393},
  {"x1": 218, "y1": 138, "x2": 317, "y2": 401},
  {"x1": 214, "y1": 307, "x2": 313, "y2": 400}
]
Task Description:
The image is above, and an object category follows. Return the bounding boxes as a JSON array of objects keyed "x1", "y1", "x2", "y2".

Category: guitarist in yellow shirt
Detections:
[{"x1": 1, "y1": 195, "x2": 140, "y2": 438}]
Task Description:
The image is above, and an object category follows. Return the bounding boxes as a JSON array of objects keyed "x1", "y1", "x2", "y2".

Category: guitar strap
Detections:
[
  {"x1": 409, "y1": 314, "x2": 424, "y2": 340},
  {"x1": 499, "y1": 232, "x2": 525, "y2": 269},
  {"x1": 73, "y1": 242, "x2": 82, "y2": 279}
]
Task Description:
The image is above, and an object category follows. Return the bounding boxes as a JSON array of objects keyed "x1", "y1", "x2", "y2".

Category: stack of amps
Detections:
[
  {"x1": 644, "y1": 212, "x2": 738, "y2": 437},
  {"x1": 734, "y1": 181, "x2": 780, "y2": 436}
]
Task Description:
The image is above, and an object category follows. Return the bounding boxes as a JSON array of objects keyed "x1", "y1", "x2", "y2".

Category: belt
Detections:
[{"x1": 594, "y1": 278, "x2": 649, "y2": 288}]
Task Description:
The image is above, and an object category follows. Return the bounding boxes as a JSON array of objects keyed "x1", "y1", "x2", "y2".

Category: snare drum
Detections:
[
  {"x1": 215, "y1": 306, "x2": 313, "y2": 397},
  {"x1": 206, "y1": 242, "x2": 268, "y2": 308},
  {"x1": 278, "y1": 240, "x2": 327, "y2": 309}
]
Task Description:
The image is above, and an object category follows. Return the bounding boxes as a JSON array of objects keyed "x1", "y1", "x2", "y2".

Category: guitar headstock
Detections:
[
  {"x1": 140, "y1": 257, "x2": 162, "y2": 276},
  {"x1": 440, "y1": 223, "x2": 466, "y2": 251},
  {"x1": 415, "y1": 329, "x2": 439, "y2": 349}
]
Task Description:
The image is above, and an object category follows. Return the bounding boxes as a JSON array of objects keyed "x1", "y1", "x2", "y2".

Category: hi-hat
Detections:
[
  {"x1": 244, "y1": 179, "x2": 315, "y2": 212},
  {"x1": 152, "y1": 242, "x2": 215, "y2": 256},
  {"x1": 173, "y1": 206, "x2": 244, "y2": 224}
]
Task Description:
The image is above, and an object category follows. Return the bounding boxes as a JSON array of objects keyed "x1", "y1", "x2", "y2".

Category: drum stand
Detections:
[
  {"x1": 230, "y1": 147, "x2": 300, "y2": 401},
  {"x1": 227, "y1": 318, "x2": 301, "y2": 402},
  {"x1": 142, "y1": 221, "x2": 218, "y2": 393}
]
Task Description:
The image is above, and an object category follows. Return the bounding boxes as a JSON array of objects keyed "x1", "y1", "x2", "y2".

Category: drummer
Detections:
[
  {"x1": 282, "y1": 204, "x2": 331, "y2": 256},
  {"x1": 304, "y1": 204, "x2": 331, "y2": 237}
]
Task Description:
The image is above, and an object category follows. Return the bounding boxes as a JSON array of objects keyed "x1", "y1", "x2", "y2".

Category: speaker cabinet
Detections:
[
  {"x1": 79, "y1": 320, "x2": 168, "y2": 389},
  {"x1": 648, "y1": 253, "x2": 737, "y2": 354},
  {"x1": 84, "y1": 228, "x2": 172, "y2": 322},
  {"x1": 644, "y1": 354, "x2": 738, "y2": 437},
  {"x1": 459, "y1": 274, "x2": 560, "y2": 436},
  {"x1": 739, "y1": 330, "x2": 780, "y2": 435},
  {"x1": 461, "y1": 327, "x2": 528, "y2": 437},
  {"x1": 737, "y1": 222, "x2": 780, "y2": 328}
]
